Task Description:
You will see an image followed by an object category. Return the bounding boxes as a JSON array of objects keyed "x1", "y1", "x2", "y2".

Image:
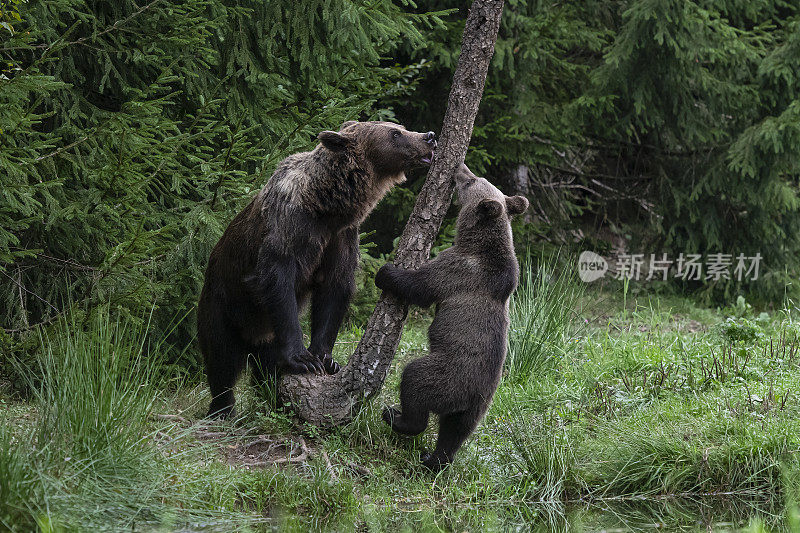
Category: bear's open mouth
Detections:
[{"x1": 420, "y1": 150, "x2": 434, "y2": 164}]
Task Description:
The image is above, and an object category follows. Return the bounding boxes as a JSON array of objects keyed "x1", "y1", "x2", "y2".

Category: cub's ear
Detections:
[
  {"x1": 477, "y1": 198, "x2": 503, "y2": 218},
  {"x1": 455, "y1": 163, "x2": 477, "y2": 183},
  {"x1": 506, "y1": 195, "x2": 529, "y2": 216},
  {"x1": 340, "y1": 120, "x2": 357, "y2": 130},
  {"x1": 318, "y1": 131, "x2": 351, "y2": 152}
]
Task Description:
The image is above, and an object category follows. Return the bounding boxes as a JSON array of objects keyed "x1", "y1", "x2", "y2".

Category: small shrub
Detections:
[{"x1": 717, "y1": 317, "x2": 765, "y2": 344}]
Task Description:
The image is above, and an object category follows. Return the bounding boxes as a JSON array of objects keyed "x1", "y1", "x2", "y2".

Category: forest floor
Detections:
[{"x1": 3, "y1": 288, "x2": 800, "y2": 531}]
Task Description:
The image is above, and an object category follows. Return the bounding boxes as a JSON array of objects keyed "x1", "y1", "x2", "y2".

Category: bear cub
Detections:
[
  {"x1": 198, "y1": 121, "x2": 436, "y2": 418},
  {"x1": 375, "y1": 163, "x2": 528, "y2": 471}
]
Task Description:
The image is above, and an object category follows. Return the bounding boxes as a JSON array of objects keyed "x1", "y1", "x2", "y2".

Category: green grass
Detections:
[
  {"x1": 1, "y1": 309, "x2": 262, "y2": 531},
  {"x1": 5, "y1": 265, "x2": 800, "y2": 531},
  {"x1": 506, "y1": 253, "x2": 587, "y2": 383},
  {"x1": 0, "y1": 423, "x2": 40, "y2": 530}
]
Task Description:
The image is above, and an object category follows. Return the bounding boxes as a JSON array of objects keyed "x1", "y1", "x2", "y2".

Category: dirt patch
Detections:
[
  {"x1": 221, "y1": 435, "x2": 310, "y2": 469},
  {"x1": 152, "y1": 414, "x2": 312, "y2": 469},
  {"x1": 151, "y1": 413, "x2": 372, "y2": 478}
]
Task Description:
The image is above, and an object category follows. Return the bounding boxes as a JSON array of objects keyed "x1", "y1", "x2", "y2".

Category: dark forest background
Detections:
[{"x1": 2, "y1": 0, "x2": 800, "y2": 372}]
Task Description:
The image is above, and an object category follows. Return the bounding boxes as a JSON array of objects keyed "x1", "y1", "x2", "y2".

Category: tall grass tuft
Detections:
[
  {"x1": 583, "y1": 414, "x2": 798, "y2": 501},
  {"x1": 505, "y1": 254, "x2": 585, "y2": 383},
  {"x1": 501, "y1": 408, "x2": 578, "y2": 502},
  {"x1": 3, "y1": 308, "x2": 272, "y2": 530},
  {"x1": 26, "y1": 309, "x2": 162, "y2": 470},
  {"x1": 1, "y1": 308, "x2": 168, "y2": 528},
  {"x1": 0, "y1": 423, "x2": 42, "y2": 530}
]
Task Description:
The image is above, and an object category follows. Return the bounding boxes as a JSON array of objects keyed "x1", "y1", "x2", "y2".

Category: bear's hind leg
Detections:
[
  {"x1": 201, "y1": 311, "x2": 248, "y2": 419},
  {"x1": 422, "y1": 404, "x2": 485, "y2": 471},
  {"x1": 382, "y1": 405, "x2": 429, "y2": 436},
  {"x1": 382, "y1": 359, "x2": 431, "y2": 436},
  {"x1": 308, "y1": 226, "x2": 358, "y2": 375}
]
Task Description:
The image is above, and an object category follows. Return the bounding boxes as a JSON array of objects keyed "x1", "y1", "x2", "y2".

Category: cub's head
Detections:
[
  {"x1": 317, "y1": 121, "x2": 436, "y2": 176},
  {"x1": 453, "y1": 163, "x2": 528, "y2": 239}
]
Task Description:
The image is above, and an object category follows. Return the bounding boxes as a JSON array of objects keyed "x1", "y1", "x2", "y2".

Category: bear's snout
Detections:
[{"x1": 419, "y1": 131, "x2": 437, "y2": 165}]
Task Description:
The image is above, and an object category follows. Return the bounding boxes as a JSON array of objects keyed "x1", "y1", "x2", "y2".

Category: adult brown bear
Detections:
[
  {"x1": 376, "y1": 163, "x2": 527, "y2": 471},
  {"x1": 198, "y1": 121, "x2": 436, "y2": 417}
]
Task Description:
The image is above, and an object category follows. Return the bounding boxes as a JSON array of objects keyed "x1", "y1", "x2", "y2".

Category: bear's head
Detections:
[
  {"x1": 317, "y1": 121, "x2": 436, "y2": 177},
  {"x1": 452, "y1": 163, "x2": 528, "y2": 244}
]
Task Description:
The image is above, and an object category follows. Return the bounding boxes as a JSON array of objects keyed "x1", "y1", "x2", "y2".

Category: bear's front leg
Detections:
[
  {"x1": 307, "y1": 227, "x2": 359, "y2": 374},
  {"x1": 375, "y1": 263, "x2": 438, "y2": 308},
  {"x1": 250, "y1": 251, "x2": 325, "y2": 375}
]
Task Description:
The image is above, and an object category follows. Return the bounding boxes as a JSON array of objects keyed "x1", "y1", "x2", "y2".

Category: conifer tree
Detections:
[
  {"x1": 0, "y1": 0, "x2": 438, "y2": 363},
  {"x1": 394, "y1": 0, "x2": 800, "y2": 301}
]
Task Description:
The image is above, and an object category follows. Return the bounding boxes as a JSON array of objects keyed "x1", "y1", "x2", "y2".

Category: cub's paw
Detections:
[
  {"x1": 374, "y1": 263, "x2": 396, "y2": 292},
  {"x1": 382, "y1": 406, "x2": 401, "y2": 428},
  {"x1": 420, "y1": 451, "x2": 448, "y2": 472},
  {"x1": 282, "y1": 347, "x2": 325, "y2": 375}
]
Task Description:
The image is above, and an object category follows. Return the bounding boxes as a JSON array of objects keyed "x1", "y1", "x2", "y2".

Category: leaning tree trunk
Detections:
[{"x1": 278, "y1": 0, "x2": 505, "y2": 427}]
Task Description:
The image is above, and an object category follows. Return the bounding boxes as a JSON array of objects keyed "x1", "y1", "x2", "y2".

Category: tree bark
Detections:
[{"x1": 278, "y1": 0, "x2": 505, "y2": 427}]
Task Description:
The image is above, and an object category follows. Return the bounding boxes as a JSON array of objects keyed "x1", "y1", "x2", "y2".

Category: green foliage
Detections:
[
  {"x1": 4, "y1": 0, "x2": 800, "y2": 375},
  {"x1": 3, "y1": 291, "x2": 800, "y2": 529},
  {"x1": 392, "y1": 0, "x2": 800, "y2": 302},
  {"x1": 0, "y1": 423, "x2": 40, "y2": 531},
  {"x1": 238, "y1": 464, "x2": 359, "y2": 528},
  {"x1": 0, "y1": 1, "x2": 441, "y2": 365},
  {"x1": 717, "y1": 316, "x2": 767, "y2": 344},
  {"x1": 494, "y1": 293, "x2": 800, "y2": 526},
  {"x1": 583, "y1": 0, "x2": 800, "y2": 302},
  {"x1": 348, "y1": 234, "x2": 388, "y2": 325},
  {"x1": 21, "y1": 308, "x2": 162, "y2": 463},
  {"x1": 0, "y1": 0, "x2": 23, "y2": 36}
]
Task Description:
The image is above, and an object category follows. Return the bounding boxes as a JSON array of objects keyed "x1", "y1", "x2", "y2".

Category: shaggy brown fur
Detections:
[
  {"x1": 198, "y1": 121, "x2": 436, "y2": 417},
  {"x1": 375, "y1": 163, "x2": 528, "y2": 471}
]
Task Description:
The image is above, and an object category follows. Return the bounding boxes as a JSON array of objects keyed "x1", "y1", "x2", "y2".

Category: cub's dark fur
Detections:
[
  {"x1": 376, "y1": 163, "x2": 528, "y2": 471},
  {"x1": 198, "y1": 121, "x2": 436, "y2": 418}
]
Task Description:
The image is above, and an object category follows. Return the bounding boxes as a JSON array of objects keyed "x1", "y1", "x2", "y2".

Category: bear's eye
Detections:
[{"x1": 391, "y1": 130, "x2": 401, "y2": 139}]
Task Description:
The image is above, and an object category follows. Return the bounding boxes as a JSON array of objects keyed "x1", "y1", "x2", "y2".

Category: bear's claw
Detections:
[
  {"x1": 283, "y1": 348, "x2": 325, "y2": 375},
  {"x1": 321, "y1": 352, "x2": 341, "y2": 375}
]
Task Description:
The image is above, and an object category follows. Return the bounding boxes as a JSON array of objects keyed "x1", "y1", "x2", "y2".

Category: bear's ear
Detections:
[
  {"x1": 506, "y1": 195, "x2": 529, "y2": 216},
  {"x1": 340, "y1": 120, "x2": 357, "y2": 130},
  {"x1": 455, "y1": 163, "x2": 477, "y2": 183},
  {"x1": 318, "y1": 131, "x2": 351, "y2": 152},
  {"x1": 477, "y1": 198, "x2": 503, "y2": 219}
]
